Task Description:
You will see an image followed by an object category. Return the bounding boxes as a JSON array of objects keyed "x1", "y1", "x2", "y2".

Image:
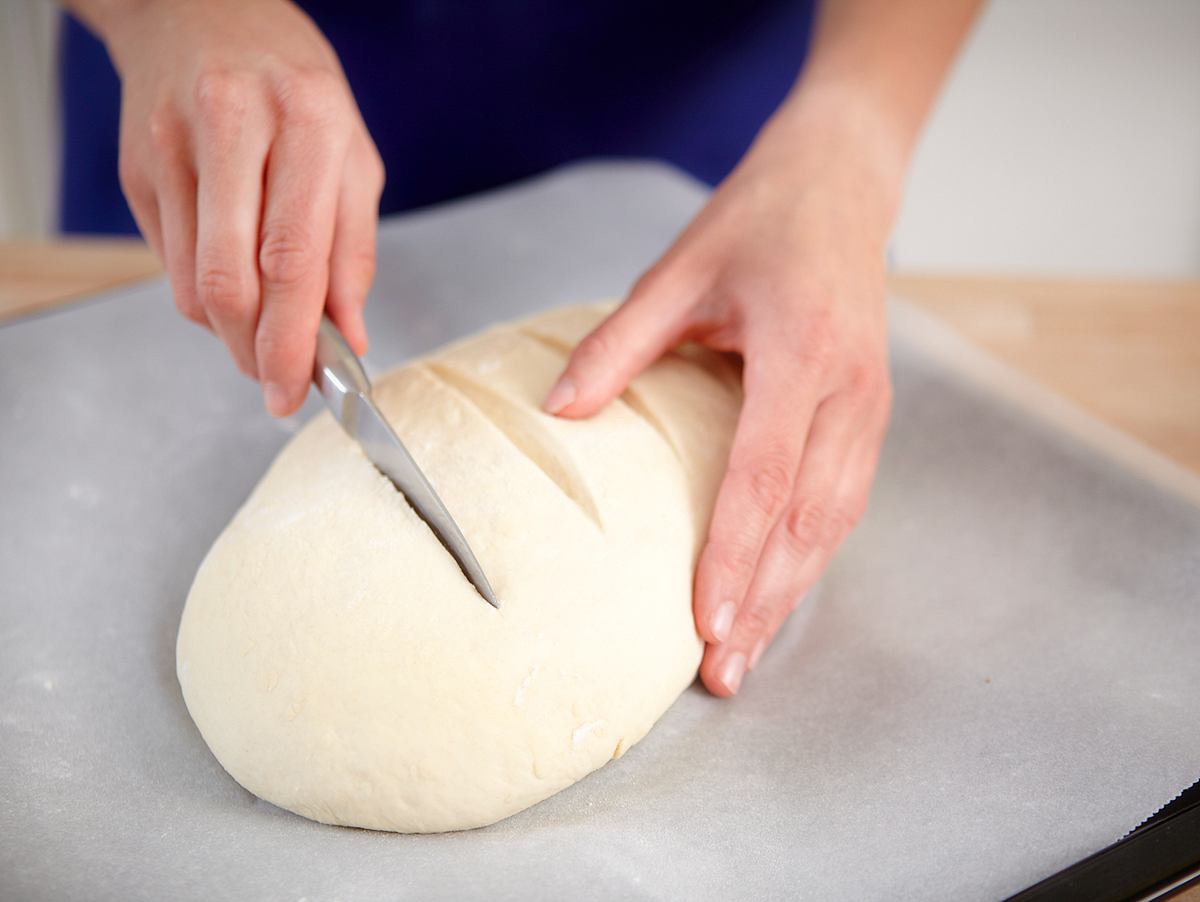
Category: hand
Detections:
[
  {"x1": 542, "y1": 92, "x2": 901, "y2": 696},
  {"x1": 102, "y1": 0, "x2": 384, "y2": 415}
]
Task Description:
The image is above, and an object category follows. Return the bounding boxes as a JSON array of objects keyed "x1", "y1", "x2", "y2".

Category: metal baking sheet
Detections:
[{"x1": 2, "y1": 161, "x2": 1198, "y2": 901}]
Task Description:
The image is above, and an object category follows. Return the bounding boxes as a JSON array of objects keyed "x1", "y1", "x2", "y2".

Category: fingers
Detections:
[
  {"x1": 150, "y1": 130, "x2": 207, "y2": 331},
  {"x1": 255, "y1": 77, "x2": 348, "y2": 416},
  {"x1": 119, "y1": 146, "x2": 168, "y2": 267},
  {"x1": 325, "y1": 143, "x2": 384, "y2": 357},
  {"x1": 701, "y1": 389, "x2": 891, "y2": 697},
  {"x1": 691, "y1": 350, "x2": 821, "y2": 648},
  {"x1": 193, "y1": 73, "x2": 271, "y2": 378},
  {"x1": 128, "y1": 195, "x2": 180, "y2": 320},
  {"x1": 541, "y1": 271, "x2": 692, "y2": 418}
]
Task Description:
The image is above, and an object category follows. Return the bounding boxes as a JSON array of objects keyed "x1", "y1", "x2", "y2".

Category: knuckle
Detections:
[
  {"x1": 803, "y1": 340, "x2": 837, "y2": 379},
  {"x1": 843, "y1": 359, "x2": 890, "y2": 401},
  {"x1": 117, "y1": 152, "x2": 148, "y2": 200},
  {"x1": 195, "y1": 260, "x2": 253, "y2": 318},
  {"x1": 333, "y1": 246, "x2": 376, "y2": 305},
  {"x1": 348, "y1": 244, "x2": 376, "y2": 279},
  {"x1": 171, "y1": 287, "x2": 205, "y2": 325},
  {"x1": 749, "y1": 460, "x2": 793, "y2": 514},
  {"x1": 193, "y1": 69, "x2": 252, "y2": 122},
  {"x1": 843, "y1": 360, "x2": 875, "y2": 395},
  {"x1": 710, "y1": 278, "x2": 750, "y2": 313},
  {"x1": 796, "y1": 310, "x2": 840, "y2": 374},
  {"x1": 275, "y1": 69, "x2": 343, "y2": 122},
  {"x1": 735, "y1": 603, "x2": 773, "y2": 637},
  {"x1": 349, "y1": 246, "x2": 377, "y2": 284},
  {"x1": 254, "y1": 323, "x2": 301, "y2": 371},
  {"x1": 146, "y1": 105, "x2": 181, "y2": 155},
  {"x1": 258, "y1": 223, "x2": 316, "y2": 287},
  {"x1": 347, "y1": 140, "x2": 386, "y2": 199},
  {"x1": 709, "y1": 538, "x2": 759, "y2": 580},
  {"x1": 732, "y1": 451, "x2": 794, "y2": 517},
  {"x1": 783, "y1": 499, "x2": 829, "y2": 556}
]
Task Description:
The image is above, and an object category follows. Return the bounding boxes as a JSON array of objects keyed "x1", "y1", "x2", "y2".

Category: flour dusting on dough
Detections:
[
  {"x1": 513, "y1": 664, "x2": 540, "y2": 707},
  {"x1": 572, "y1": 719, "x2": 605, "y2": 747}
]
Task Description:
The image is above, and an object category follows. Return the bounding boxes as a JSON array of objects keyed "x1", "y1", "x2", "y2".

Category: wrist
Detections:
[
  {"x1": 748, "y1": 82, "x2": 913, "y2": 248},
  {"x1": 785, "y1": 80, "x2": 912, "y2": 183}
]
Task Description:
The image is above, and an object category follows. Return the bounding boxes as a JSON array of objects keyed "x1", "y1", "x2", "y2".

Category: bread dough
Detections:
[{"x1": 176, "y1": 303, "x2": 741, "y2": 832}]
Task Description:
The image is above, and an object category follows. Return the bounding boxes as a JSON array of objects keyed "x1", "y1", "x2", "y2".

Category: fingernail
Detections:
[
  {"x1": 542, "y1": 377, "x2": 576, "y2": 415},
  {"x1": 710, "y1": 600, "x2": 737, "y2": 644},
  {"x1": 264, "y1": 382, "x2": 290, "y2": 417},
  {"x1": 720, "y1": 652, "x2": 746, "y2": 695},
  {"x1": 748, "y1": 639, "x2": 766, "y2": 670}
]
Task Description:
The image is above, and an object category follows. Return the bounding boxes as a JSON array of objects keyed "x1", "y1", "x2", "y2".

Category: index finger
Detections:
[
  {"x1": 194, "y1": 81, "x2": 271, "y2": 377},
  {"x1": 255, "y1": 89, "x2": 348, "y2": 415}
]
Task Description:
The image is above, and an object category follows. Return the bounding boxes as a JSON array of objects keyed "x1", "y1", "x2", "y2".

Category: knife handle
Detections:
[{"x1": 314, "y1": 315, "x2": 372, "y2": 427}]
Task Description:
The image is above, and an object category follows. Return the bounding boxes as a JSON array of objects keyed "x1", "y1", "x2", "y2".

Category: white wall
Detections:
[
  {"x1": 892, "y1": 0, "x2": 1200, "y2": 277},
  {"x1": 0, "y1": 0, "x2": 58, "y2": 239},
  {"x1": 1, "y1": 0, "x2": 1198, "y2": 277}
]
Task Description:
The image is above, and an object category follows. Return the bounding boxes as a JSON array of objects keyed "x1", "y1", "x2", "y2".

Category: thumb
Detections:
[{"x1": 542, "y1": 284, "x2": 687, "y2": 419}]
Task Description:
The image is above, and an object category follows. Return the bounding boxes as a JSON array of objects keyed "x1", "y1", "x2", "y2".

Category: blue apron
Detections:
[{"x1": 58, "y1": 1, "x2": 815, "y2": 234}]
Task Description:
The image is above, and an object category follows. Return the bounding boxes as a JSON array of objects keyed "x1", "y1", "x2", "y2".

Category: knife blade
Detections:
[{"x1": 312, "y1": 316, "x2": 500, "y2": 608}]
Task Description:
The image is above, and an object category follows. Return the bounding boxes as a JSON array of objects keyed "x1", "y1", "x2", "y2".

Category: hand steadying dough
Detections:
[{"x1": 541, "y1": 3, "x2": 981, "y2": 695}]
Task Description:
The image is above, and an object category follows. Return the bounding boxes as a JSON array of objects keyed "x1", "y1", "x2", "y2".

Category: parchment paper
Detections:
[{"x1": 1, "y1": 162, "x2": 1198, "y2": 901}]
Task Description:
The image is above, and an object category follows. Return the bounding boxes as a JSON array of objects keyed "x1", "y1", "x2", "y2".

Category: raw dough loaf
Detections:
[{"x1": 176, "y1": 303, "x2": 741, "y2": 832}]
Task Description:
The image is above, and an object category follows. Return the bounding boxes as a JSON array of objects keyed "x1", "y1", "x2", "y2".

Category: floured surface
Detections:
[
  {"x1": 177, "y1": 306, "x2": 738, "y2": 832},
  {"x1": 1, "y1": 162, "x2": 1198, "y2": 901}
]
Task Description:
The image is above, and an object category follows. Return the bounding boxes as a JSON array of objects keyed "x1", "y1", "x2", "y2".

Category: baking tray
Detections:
[{"x1": 2, "y1": 161, "x2": 1198, "y2": 901}]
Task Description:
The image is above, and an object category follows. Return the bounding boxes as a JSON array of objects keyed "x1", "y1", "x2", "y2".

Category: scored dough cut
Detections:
[{"x1": 176, "y1": 303, "x2": 741, "y2": 832}]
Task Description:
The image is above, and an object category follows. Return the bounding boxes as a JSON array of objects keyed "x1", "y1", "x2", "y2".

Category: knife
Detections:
[{"x1": 312, "y1": 315, "x2": 500, "y2": 608}]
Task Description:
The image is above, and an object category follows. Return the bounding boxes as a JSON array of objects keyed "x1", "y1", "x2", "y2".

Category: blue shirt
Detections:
[{"x1": 59, "y1": 1, "x2": 815, "y2": 234}]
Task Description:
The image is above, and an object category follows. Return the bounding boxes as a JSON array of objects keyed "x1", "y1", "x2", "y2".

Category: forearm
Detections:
[
  {"x1": 796, "y1": 0, "x2": 982, "y2": 147},
  {"x1": 59, "y1": 0, "x2": 149, "y2": 44},
  {"x1": 753, "y1": 0, "x2": 983, "y2": 230}
]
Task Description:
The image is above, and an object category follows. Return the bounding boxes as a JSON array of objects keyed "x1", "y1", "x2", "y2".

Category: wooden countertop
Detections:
[
  {"x1": 0, "y1": 239, "x2": 164, "y2": 321},
  {"x1": 889, "y1": 273, "x2": 1200, "y2": 477},
  {"x1": 2, "y1": 239, "x2": 1198, "y2": 478}
]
